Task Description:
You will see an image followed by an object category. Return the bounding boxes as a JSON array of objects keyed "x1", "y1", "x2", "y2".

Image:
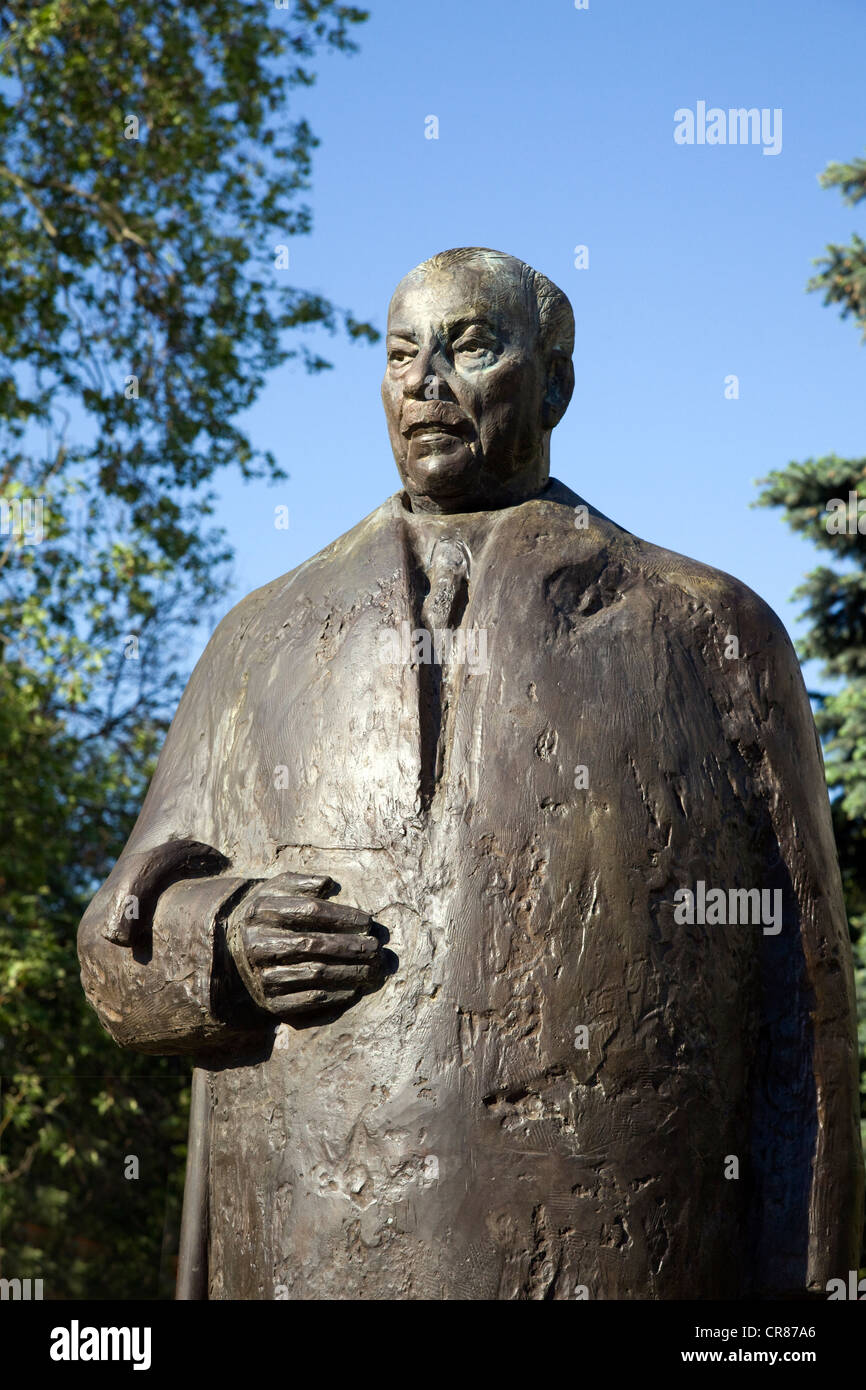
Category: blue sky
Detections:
[{"x1": 208, "y1": 0, "x2": 864, "y2": 689}]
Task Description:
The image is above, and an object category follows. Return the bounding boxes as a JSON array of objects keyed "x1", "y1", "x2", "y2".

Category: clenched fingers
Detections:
[
  {"x1": 245, "y1": 928, "x2": 380, "y2": 966},
  {"x1": 248, "y1": 895, "x2": 371, "y2": 933},
  {"x1": 261, "y1": 961, "x2": 382, "y2": 996}
]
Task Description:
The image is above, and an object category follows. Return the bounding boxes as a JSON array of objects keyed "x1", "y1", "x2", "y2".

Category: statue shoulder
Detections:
[
  {"x1": 200, "y1": 495, "x2": 400, "y2": 658},
  {"x1": 628, "y1": 533, "x2": 795, "y2": 655},
  {"x1": 545, "y1": 487, "x2": 793, "y2": 655}
]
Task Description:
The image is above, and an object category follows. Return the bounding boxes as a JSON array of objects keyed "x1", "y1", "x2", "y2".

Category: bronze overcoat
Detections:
[{"x1": 78, "y1": 480, "x2": 863, "y2": 1299}]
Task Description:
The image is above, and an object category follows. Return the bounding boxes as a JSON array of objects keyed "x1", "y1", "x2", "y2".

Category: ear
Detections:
[{"x1": 541, "y1": 351, "x2": 575, "y2": 431}]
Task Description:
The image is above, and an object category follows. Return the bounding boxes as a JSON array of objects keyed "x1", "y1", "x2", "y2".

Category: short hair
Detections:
[{"x1": 409, "y1": 246, "x2": 575, "y2": 360}]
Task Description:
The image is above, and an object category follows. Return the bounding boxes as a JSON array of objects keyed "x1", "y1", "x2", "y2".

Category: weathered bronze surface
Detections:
[{"x1": 79, "y1": 248, "x2": 863, "y2": 1299}]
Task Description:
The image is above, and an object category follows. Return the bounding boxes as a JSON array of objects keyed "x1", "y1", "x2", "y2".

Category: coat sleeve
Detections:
[
  {"x1": 722, "y1": 581, "x2": 864, "y2": 1293},
  {"x1": 77, "y1": 590, "x2": 272, "y2": 1055}
]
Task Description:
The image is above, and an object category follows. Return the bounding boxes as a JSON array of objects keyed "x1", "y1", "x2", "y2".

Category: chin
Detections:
[{"x1": 402, "y1": 451, "x2": 482, "y2": 503}]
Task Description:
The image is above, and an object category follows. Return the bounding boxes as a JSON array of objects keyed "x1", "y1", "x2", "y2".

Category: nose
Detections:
[{"x1": 402, "y1": 339, "x2": 448, "y2": 400}]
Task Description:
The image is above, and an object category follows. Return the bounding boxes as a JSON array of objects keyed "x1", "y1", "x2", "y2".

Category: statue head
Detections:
[{"x1": 382, "y1": 247, "x2": 575, "y2": 513}]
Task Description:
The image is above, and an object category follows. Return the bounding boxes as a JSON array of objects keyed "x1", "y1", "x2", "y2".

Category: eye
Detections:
[
  {"x1": 388, "y1": 345, "x2": 416, "y2": 367},
  {"x1": 454, "y1": 334, "x2": 498, "y2": 360}
]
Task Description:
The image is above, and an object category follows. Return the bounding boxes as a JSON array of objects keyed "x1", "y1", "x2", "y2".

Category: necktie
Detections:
[
  {"x1": 416, "y1": 537, "x2": 470, "y2": 800},
  {"x1": 420, "y1": 538, "x2": 470, "y2": 643}
]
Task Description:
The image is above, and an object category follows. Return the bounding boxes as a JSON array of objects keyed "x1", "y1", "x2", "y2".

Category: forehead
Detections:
[{"x1": 388, "y1": 261, "x2": 537, "y2": 336}]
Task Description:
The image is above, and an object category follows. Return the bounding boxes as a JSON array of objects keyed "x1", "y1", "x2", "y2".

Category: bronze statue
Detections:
[{"x1": 78, "y1": 248, "x2": 863, "y2": 1299}]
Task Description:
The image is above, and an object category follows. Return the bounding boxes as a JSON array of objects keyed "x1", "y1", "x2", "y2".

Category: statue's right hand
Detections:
[{"x1": 226, "y1": 871, "x2": 385, "y2": 1019}]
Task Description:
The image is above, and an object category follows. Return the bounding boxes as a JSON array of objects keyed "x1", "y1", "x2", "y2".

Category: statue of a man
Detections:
[{"x1": 78, "y1": 247, "x2": 863, "y2": 1300}]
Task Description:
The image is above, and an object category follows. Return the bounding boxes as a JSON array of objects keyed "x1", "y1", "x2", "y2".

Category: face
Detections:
[{"x1": 381, "y1": 258, "x2": 559, "y2": 513}]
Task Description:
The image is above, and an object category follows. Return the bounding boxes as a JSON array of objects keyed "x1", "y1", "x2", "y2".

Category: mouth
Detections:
[{"x1": 403, "y1": 420, "x2": 470, "y2": 441}]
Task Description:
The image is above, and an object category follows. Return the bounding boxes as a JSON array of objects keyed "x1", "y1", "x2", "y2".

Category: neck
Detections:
[
  {"x1": 404, "y1": 436, "x2": 551, "y2": 514},
  {"x1": 405, "y1": 465, "x2": 551, "y2": 516}
]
